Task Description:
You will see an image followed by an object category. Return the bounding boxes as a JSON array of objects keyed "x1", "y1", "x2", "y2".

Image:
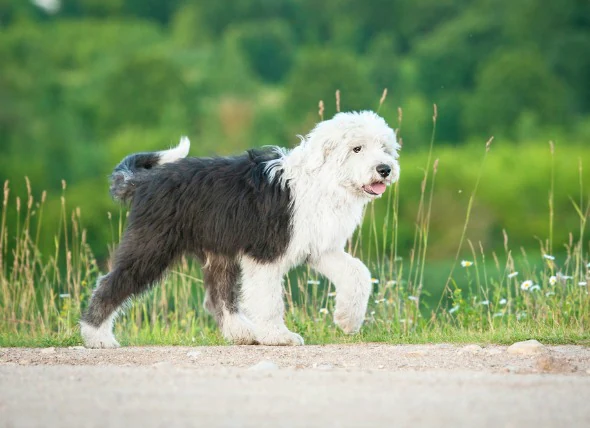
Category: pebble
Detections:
[
  {"x1": 506, "y1": 340, "x2": 546, "y2": 355},
  {"x1": 40, "y1": 347, "x2": 56, "y2": 354},
  {"x1": 248, "y1": 360, "x2": 279, "y2": 371},
  {"x1": 186, "y1": 351, "x2": 201, "y2": 359},
  {"x1": 313, "y1": 363, "x2": 334, "y2": 370},
  {"x1": 460, "y1": 345, "x2": 483, "y2": 354},
  {"x1": 69, "y1": 346, "x2": 85, "y2": 350},
  {"x1": 535, "y1": 356, "x2": 576, "y2": 373},
  {"x1": 152, "y1": 361, "x2": 173, "y2": 369}
]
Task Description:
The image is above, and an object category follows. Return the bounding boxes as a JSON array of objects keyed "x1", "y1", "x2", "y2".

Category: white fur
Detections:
[
  {"x1": 80, "y1": 313, "x2": 120, "y2": 349},
  {"x1": 159, "y1": 136, "x2": 190, "y2": 164},
  {"x1": 240, "y1": 255, "x2": 304, "y2": 345},
  {"x1": 220, "y1": 307, "x2": 258, "y2": 345},
  {"x1": 238, "y1": 111, "x2": 400, "y2": 343}
]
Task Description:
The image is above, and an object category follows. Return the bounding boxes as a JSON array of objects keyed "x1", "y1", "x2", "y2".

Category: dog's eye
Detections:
[{"x1": 352, "y1": 146, "x2": 362, "y2": 153}]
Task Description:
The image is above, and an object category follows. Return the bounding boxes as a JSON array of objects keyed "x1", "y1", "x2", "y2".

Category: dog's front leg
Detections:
[
  {"x1": 311, "y1": 251, "x2": 372, "y2": 334},
  {"x1": 240, "y1": 255, "x2": 304, "y2": 346}
]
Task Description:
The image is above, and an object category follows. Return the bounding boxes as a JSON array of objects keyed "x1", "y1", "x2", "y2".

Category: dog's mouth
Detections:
[{"x1": 362, "y1": 182, "x2": 387, "y2": 196}]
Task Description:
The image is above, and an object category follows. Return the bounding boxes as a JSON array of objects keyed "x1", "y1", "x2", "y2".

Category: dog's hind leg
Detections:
[
  {"x1": 80, "y1": 229, "x2": 179, "y2": 348},
  {"x1": 202, "y1": 254, "x2": 257, "y2": 345}
]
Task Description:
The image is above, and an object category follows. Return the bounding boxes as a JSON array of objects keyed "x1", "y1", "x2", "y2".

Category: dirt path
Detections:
[{"x1": 1, "y1": 344, "x2": 590, "y2": 427}]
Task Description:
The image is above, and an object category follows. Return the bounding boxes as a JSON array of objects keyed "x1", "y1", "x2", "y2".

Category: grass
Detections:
[{"x1": 1, "y1": 106, "x2": 589, "y2": 348}]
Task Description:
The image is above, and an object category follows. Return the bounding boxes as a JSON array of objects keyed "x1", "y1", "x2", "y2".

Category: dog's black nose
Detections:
[{"x1": 376, "y1": 164, "x2": 391, "y2": 178}]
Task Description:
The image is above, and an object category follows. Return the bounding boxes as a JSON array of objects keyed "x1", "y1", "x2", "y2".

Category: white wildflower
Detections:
[
  {"x1": 449, "y1": 305, "x2": 460, "y2": 314},
  {"x1": 319, "y1": 308, "x2": 329, "y2": 315},
  {"x1": 508, "y1": 272, "x2": 519, "y2": 279},
  {"x1": 557, "y1": 272, "x2": 572, "y2": 280},
  {"x1": 530, "y1": 285, "x2": 541, "y2": 291},
  {"x1": 461, "y1": 260, "x2": 473, "y2": 267},
  {"x1": 499, "y1": 298, "x2": 507, "y2": 305},
  {"x1": 408, "y1": 296, "x2": 419, "y2": 302},
  {"x1": 307, "y1": 280, "x2": 320, "y2": 285},
  {"x1": 549, "y1": 275, "x2": 557, "y2": 286},
  {"x1": 520, "y1": 280, "x2": 533, "y2": 291},
  {"x1": 545, "y1": 292, "x2": 555, "y2": 297},
  {"x1": 374, "y1": 298, "x2": 386, "y2": 304},
  {"x1": 59, "y1": 293, "x2": 70, "y2": 298},
  {"x1": 516, "y1": 312, "x2": 527, "y2": 320},
  {"x1": 579, "y1": 281, "x2": 588, "y2": 287},
  {"x1": 480, "y1": 300, "x2": 490, "y2": 306},
  {"x1": 386, "y1": 280, "x2": 397, "y2": 286},
  {"x1": 587, "y1": 262, "x2": 590, "y2": 268},
  {"x1": 543, "y1": 254, "x2": 555, "y2": 261},
  {"x1": 493, "y1": 312, "x2": 504, "y2": 318},
  {"x1": 327, "y1": 292, "x2": 337, "y2": 297},
  {"x1": 370, "y1": 311, "x2": 376, "y2": 316},
  {"x1": 371, "y1": 278, "x2": 380, "y2": 284}
]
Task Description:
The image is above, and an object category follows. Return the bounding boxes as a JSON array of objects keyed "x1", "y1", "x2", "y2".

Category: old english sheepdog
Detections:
[{"x1": 80, "y1": 110, "x2": 400, "y2": 348}]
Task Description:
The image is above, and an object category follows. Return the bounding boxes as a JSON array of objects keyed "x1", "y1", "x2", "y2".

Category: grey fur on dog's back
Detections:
[{"x1": 82, "y1": 147, "x2": 292, "y2": 330}]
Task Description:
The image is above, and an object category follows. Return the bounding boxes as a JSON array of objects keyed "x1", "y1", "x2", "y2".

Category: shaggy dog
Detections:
[{"x1": 80, "y1": 111, "x2": 400, "y2": 348}]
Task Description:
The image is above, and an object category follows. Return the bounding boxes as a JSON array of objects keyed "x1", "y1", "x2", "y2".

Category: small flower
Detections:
[
  {"x1": 508, "y1": 272, "x2": 519, "y2": 279},
  {"x1": 543, "y1": 254, "x2": 555, "y2": 261},
  {"x1": 579, "y1": 281, "x2": 588, "y2": 287},
  {"x1": 370, "y1": 311, "x2": 376, "y2": 316},
  {"x1": 520, "y1": 280, "x2": 533, "y2": 291},
  {"x1": 461, "y1": 260, "x2": 473, "y2": 267},
  {"x1": 59, "y1": 293, "x2": 70, "y2": 298},
  {"x1": 371, "y1": 278, "x2": 380, "y2": 284},
  {"x1": 319, "y1": 308, "x2": 329, "y2": 315},
  {"x1": 385, "y1": 280, "x2": 397, "y2": 286},
  {"x1": 307, "y1": 280, "x2": 320, "y2": 285},
  {"x1": 327, "y1": 292, "x2": 337, "y2": 297},
  {"x1": 449, "y1": 305, "x2": 460, "y2": 314},
  {"x1": 557, "y1": 272, "x2": 572, "y2": 280},
  {"x1": 499, "y1": 298, "x2": 507, "y2": 305},
  {"x1": 545, "y1": 292, "x2": 555, "y2": 297},
  {"x1": 480, "y1": 300, "x2": 490, "y2": 306},
  {"x1": 586, "y1": 262, "x2": 590, "y2": 268},
  {"x1": 530, "y1": 285, "x2": 541, "y2": 291},
  {"x1": 493, "y1": 312, "x2": 504, "y2": 318},
  {"x1": 549, "y1": 276, "x2": 557, "y2": 286},
  {"x1": 408, "y1": 296, "x2": 419, "y2": 302},
  {"x1": 374, "y1": 298, "x2": 386, "y2": 304},
  {"x1": 516, "y1": 312, "x2": 527, "y2": 321}
]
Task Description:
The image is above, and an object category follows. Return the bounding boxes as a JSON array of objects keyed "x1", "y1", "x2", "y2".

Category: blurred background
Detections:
[{"x1": 0, "y1": 0, "x2": 589, "y2": 264}]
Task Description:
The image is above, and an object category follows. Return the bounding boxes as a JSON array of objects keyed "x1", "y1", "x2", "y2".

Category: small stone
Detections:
[
  {"x1": 535, "y1": 356, "x2": 576, "y2": 373},
  {"x1": 152, "y1": 361, "x2": 173, "y2": 369},
  {"x1": 186, "y1": 351, "x2": 201, "y2": 359},
  {"x1": 506, "y1": 340, "x2": 546, "y2": 355},
  {"x1": 69, "y1": 346, "x2": 85, "y2": 350},
  {"x1": 461, "y1": 345, "x2": 483, "y2": 354},
  {"x1": 502, "y1": 365, "x2": 519, "y2": 373},
  {"x1": 314, "y1": 363, "x2": 334, "y2": 370},
  {"x1": 40, "y1": 347, "x2": 56, "y2": 354},
  {"x1": 248, "y1": 360, "x2": 279, "y2": 371},
  {"x1": 377, "y1": 365, "x2": 385, "y2": 369},
  {"x1": 586, "y1": 368, "x2": 590, "y2": 375},
  {"x1": 19, "y1": 359, "x2": 31, "y2": 365}
]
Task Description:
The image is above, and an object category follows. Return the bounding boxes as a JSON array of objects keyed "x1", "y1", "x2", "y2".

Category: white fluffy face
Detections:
[{"x1": 306, "y1": 111, "x2": 400, "y2": 199}]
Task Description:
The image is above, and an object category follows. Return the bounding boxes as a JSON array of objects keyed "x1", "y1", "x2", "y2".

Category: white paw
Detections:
[
  {"x1": 255, "y1": 327, "x2": 304, "y2": 346},
  {"x1": 80, "y1": 321, "x2": 120, "y2": 349},
  {"x1": 221, "y1": 312, "x2": 258, "y2": 345},
  {"x1": 334, "y1": 307, "x2": 365, "y2": 334}
]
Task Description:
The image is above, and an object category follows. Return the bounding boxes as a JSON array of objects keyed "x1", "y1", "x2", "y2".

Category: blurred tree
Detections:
[
  {"x1": 462, "y1": 50, "x2": 568, "y2": 139},
  {"x1": 285, "y1": 49, "x2": 377, "y2": 122},
  {"x1": 226, "y1": 19, "x2": 295, "y2": 83}
]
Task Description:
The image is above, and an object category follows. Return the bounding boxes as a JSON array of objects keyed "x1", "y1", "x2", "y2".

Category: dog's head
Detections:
[{"x1": 305, "y1": 111, "x2": 400, "y2": 199}]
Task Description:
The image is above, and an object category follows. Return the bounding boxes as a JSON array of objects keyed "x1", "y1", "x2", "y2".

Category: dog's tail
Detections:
[{"x1": 110, "y1": 137, "x2": 190, "y2": 203}]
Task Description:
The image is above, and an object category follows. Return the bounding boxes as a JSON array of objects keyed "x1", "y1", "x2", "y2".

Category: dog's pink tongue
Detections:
[{"x1": 370, "y1": 183, "x2": 387, "y2": 194}]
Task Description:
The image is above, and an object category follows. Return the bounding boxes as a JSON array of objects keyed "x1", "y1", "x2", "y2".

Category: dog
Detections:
[{"x1": 80, "y1": 110, "x2": 400, "y2": 348}]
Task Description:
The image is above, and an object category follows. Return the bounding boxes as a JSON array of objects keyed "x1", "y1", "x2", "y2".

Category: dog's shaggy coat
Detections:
[{"x1": 81, "y1": 111, "x2": 400, "y2": 347}]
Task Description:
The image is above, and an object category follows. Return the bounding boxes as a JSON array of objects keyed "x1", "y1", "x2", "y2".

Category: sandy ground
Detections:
[{"x1": 1, "y1": 344, "x2": 590, "y2": 427}]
